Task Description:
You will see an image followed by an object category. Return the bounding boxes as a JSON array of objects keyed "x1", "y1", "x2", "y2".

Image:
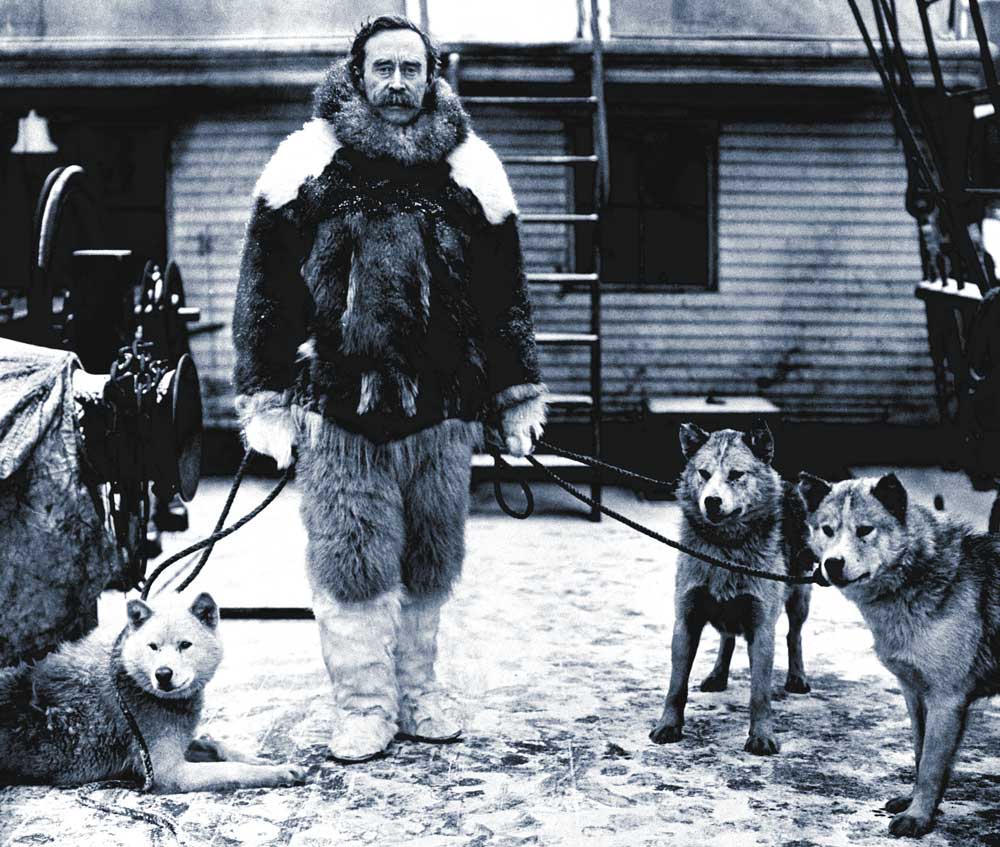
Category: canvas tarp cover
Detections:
[{"x1": 0, "y1": 339, "x2": 119, "y2": 665}]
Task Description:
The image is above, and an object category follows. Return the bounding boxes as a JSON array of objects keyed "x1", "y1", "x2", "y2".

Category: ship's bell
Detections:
[{"x1": 11, "y1": 109, "x2": 58, "y2": 154}]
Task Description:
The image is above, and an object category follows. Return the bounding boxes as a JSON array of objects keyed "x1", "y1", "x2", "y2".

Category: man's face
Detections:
[{"x1": 362, "y1": 29, "x2": 428, "y2": 126}]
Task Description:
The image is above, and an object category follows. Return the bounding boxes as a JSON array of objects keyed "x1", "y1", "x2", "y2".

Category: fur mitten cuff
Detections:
[
  {"x1": 498, "y1": 386, "x2": 547, "y2": 457},
  {"x1": 235, "y1": 391, "x2": 297, "y2": 469}
]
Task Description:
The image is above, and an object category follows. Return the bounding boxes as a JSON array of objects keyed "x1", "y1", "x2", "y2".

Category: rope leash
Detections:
[
  {"x1": 74, "y1": 789, "x2": 178, "y2": 847},
  {"x1": 538, "y1": 439, "x2": 679, "y2": 491},
  {"x1": 73, "y1": 628, "x2": 179, "y2": 844},
  {"x1": 141, "y1": 452, "x2": 291, "y2": 601},
  {"x1": 109, "y1": 627, "x2": 157, "y2": 793},
  {"x1": 488, "y1": 438, "x2": 677, "y2": 521},
  {"x1": 493, "y1": 441, "x2": 824, "y2": 587},
  {"x1": 490, "y1": 453, "x2": 535, "y2": 519}
]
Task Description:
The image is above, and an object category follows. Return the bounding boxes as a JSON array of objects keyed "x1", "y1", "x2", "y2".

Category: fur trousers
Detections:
[
  {"x1": 296, "y1": 415, "x2": 479, "y2": 604},
  {"x1": 296, "y1": 415, "x2": 477, "y2": 755}
]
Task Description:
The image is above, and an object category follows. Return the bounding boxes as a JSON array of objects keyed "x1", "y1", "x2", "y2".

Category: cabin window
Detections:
[{"x1": 593, "y1": 120, "x2": 717, "y2": 290}]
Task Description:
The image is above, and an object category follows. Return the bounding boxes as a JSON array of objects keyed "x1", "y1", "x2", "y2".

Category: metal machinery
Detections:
[
  {"x1": 0, "y1": 164, "x2": 205, "y2": 588},
  {"x1": 849, "y1": 0, "x2": 1000, "y2": 528}
]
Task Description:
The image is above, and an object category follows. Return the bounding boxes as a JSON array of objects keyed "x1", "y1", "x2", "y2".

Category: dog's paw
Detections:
[
  {"x1": 649, "y1": 723, "x2": 683, "y2": 744},
  {"x1": 889, "y1": 810, "x2": 933, "y2": 838},
  {"x1": 784, "y1": 674, "x2": 811, "y2": 694},
  {"x1": 744, "y1": 733, "x2": 780, "y2": 756},
  {"x1": 885, "y1": 795, "x2": 912, "y2": 814},
  {"x1": 271, "y1": 765, "x2": 308, "y2": 786},
  {"x1": 699, "y1": 674, "x2": 728, "y2": 692}
]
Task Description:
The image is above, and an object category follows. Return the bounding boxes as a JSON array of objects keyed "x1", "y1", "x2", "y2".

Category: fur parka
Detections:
[{"x1": 232, "y1": 61, "x2": 543, "y2": 443}]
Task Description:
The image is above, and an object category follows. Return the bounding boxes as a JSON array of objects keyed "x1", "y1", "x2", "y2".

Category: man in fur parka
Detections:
[{"x1": 232, "y1": 16, "x2": 546, "y2": 763}]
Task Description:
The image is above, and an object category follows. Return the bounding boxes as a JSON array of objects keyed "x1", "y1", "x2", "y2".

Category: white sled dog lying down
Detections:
[{"x1": 0, "y1": 591, "x2": 307, "y2": 792}]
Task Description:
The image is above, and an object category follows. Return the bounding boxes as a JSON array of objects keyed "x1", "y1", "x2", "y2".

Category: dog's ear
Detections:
[
  {"x1": 127, "y1": 599, "x2": 153, "y2": 630},
  {"x1": 797, "y1": 472, "x2": 832, "y2": 513},
  {"x1": 679, "y1": 423, "x2": 710, "y2": 460},
  {"x1": 872, "y1": 473, "x2": 907, "y2": 525},
  {"x1": 189, "y1": 592, "x2": 220, "y2": 629},
  {"x1": 742, "y1": 418, "x2": 775, "y2": 464}
]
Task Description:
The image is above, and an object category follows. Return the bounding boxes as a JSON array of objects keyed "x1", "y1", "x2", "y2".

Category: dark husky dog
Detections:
[
  {"x1": 650, "y1": 420, "x2": 813, "y2": 755},
  {"x1": 798, "y1": 471, "x2": 1000, "y2": 838}
]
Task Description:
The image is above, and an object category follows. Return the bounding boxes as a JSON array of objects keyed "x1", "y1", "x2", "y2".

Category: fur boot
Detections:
[
  {"x1": 313, "y1": 588, "x2": 402, "y2": 763},
  {"x1": 396, "y1": 592, "x2": 461, "y2": 742}
]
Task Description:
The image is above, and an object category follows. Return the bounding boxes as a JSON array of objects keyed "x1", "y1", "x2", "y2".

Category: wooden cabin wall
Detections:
[
  {"x1": 714, "y1": 114, "x2": 931, "y2": 424},
  {"x1": 532, "y1": 109, "x2": 933, "y2": 425},
  {"x1": 169, "y1": 103, "x2": 933, "y2": 427}
]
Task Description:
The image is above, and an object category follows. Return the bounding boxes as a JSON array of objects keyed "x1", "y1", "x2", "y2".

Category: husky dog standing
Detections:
[
  {"x1": 798, "y1": 472, "x2": 1000, "y2": 838},
  {"x1": 650, "y1": 420, "x2": 813, "y2": 755},
  {"x1": 0, "y1": 592, "x2": 306, "y2": 792}
]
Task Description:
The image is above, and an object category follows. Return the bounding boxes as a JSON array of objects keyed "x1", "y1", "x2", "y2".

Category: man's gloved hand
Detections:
[
  {"x1": 243, "y1": 406, "x2": 297, "y2": 469},
  {"x1": 500, "y1": 394, "x2": 546, "y2": 458}
]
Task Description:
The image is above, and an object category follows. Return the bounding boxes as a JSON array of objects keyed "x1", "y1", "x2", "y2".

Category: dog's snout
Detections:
[
  {"x1": 155, "y1": 666, "x2": 174, "y2": 688},
  {"x1": 702, "y1": 495, "x2": 730, "y2": 525},
  {"x1": 823, "y1": 557, "x2": 845, "y2": 584}
]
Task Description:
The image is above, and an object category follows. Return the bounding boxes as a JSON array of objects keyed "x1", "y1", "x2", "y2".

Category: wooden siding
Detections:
[
  {"x1": 170, "y1": 104, "x2": 934, "y2": 428},
  {"x1": 533, "y1": 110, "x2": 935, "y2": 425}
]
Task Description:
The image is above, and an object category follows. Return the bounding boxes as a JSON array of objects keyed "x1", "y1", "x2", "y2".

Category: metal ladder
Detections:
[{"x1": 454, "y1": 1, "x2": 610, "y2": 520}]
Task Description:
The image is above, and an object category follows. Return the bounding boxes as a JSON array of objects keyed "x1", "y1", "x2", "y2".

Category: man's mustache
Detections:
[{"x1": 375, "y1": 90, "x2": 418, "y2": 108}]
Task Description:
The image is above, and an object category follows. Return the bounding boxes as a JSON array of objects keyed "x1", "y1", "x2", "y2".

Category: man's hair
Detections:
[{"x1": 349, "y1": 16, "x2": 441, "y2": 88}]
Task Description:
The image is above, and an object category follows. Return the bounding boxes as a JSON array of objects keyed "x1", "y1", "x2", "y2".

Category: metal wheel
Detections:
[
  {"x1": 30, "y1": 165, "x2": 100, "y2": 349},
  {"x1": 164, "y1": 260, "x2": 195, "y2": 362}
]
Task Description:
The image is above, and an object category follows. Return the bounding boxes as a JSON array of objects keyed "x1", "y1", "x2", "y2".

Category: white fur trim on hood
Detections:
[
  {"x1": 253, "y1": 118, "x2": 341, "y2": 210},
  {"x1": 447, "y1": 131, "x2": 518, "y2": 226}
]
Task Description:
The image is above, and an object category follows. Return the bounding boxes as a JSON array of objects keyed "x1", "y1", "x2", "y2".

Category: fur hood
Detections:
[{"x1": 312, "y1": 60, "x2": 470, "y2": 167}]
